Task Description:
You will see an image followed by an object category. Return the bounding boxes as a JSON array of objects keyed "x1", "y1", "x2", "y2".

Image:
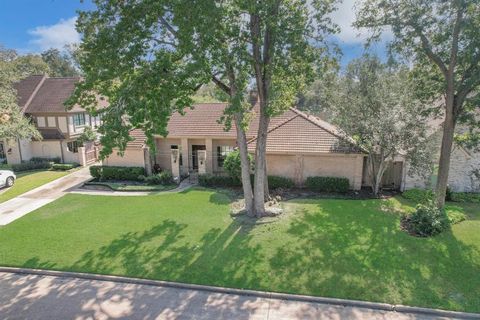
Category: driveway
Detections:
[
  {"x1": 0, "y1": 271, "x2": 455, "y2": 320},
  {"x1": 0, "y1": 167, "x2": 91, "y2": 225}
]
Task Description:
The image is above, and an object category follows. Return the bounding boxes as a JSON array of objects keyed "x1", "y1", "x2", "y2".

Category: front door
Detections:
[{"x1": 191, "y1": 145, "x2": 206, "y2": 170}]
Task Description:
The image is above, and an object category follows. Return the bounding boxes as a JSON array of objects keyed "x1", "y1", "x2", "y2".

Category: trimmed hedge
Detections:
[
  {"x1": 52, "y1": 163, "x2": 78, "y2": 171},
  {"x1": 268, "y1": 176, "x2": 294, "y2": 189},
  {"x1": 30, "y1": 156, "x2": 61, "y2": 163},
  {"x1": 11, "y1": 161, "x2": 52, "y2": 172},
  {"x1": 90, "y1": 165, "x2": 145, "y2": 181},
  {"x1": 305, "y1": 176, "x2": 350, "y2": 193},
  {"x1": 198, "y1": 174, "x2": 240, "y2": 187},
  {"x1": 143, "y1": 171, "x2": 175, "y2": 185}
]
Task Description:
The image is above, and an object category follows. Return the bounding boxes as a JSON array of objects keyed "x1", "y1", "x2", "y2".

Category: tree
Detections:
[
  {"x1": 41, "y1": 48, "x2": 79, "y2": 77},
  {"x1": 0, "y1": 46, "x2": 43, "y2": 141},
  {"x1": 77, "y1": 126, "x2": 97, "y2": 146},
  {"x1": 356, "y1": 0, "x2": 480, "y2": 207},
  {"x1": 329, "y1": 55, "x2": 431, "y2": 196},
  {"x1": 69, "y1": 0, "x2": 337, "y2": 217},
  {"x1": 224, "y1": 150, "x2": 254, "y2": 182}
]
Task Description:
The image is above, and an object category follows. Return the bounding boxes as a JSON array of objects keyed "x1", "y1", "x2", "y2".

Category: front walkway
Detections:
[
  {"x1": 0, "y1": 271, "x2": 453, "y2": 320},
  {"x1": 0, "y1": 167, "x2": 91, "y2": 225}
]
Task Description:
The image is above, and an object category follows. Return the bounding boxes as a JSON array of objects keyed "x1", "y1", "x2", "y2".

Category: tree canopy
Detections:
[
  {"x1": 41, "y1": 48, "x2": 80, "y2": 77},
  {"x1": 69, "y1": 0, "x2": 338, "y2": 216},
  {"x1": 356, "y1": 0, "x2": 480, "y2": 207}
]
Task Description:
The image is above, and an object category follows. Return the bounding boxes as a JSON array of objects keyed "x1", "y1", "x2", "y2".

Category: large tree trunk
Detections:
[
  {"x1": 435, "y1": 94, "x2": 456, "y2": 208},
  {"x1": 234, "y1": 114, "x2": 255, "y2": 216},
  {"x1": 253, "y1": 108, "x2": 270, "y2": 217}
]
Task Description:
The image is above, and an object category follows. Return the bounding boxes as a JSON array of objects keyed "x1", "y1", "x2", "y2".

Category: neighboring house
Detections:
[
  {"x1": 0, "y1": 75, "x2": 104, "y2": 165},
  {"x1": 104, "y1": 103, "x2": 367, "y2": 189},
  {"x1": 404, "y1": 124, "x2": 480, "y2": 193}
]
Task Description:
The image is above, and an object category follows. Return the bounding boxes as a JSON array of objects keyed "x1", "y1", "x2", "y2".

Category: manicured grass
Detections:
[
  {"x1": 0, "y1": 170, "x2": 69, "y2": 203},
  {"x1": 0, "y1": 189, "x2": 478, "y2": 312},
  {"x1": 85, "y1": 181, "x2": 177, "y2": 192}
]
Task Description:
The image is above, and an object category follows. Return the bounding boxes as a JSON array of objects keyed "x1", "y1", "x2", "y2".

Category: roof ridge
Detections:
[
  {"x1": 247, "y1": 113, "x2": 300, "y2": 144},
  {"x1": 290, "y1": 108, "x2": 354, "y2": 143},
  {"x1": 21, "y1": 75, "x2": 47, "y2": 113}
]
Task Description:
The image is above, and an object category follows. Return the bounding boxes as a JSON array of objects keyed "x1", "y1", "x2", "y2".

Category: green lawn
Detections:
[
  {"x1": 0, "y1": 170, "x2": 69, "y2": 203},
  {"x1": 0, "y1": 188, "x2": 479, "y2": 312}
]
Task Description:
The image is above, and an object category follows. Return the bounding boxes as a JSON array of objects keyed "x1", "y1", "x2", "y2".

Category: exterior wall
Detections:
[
  {"x1": 58, "y1": 116, "x2": 68, "y2": 133},
  {"x1": 154, "y1": 138, "x2": 182, "y2": 171},
  {"x1": 103, "y1": 148, "x2": 146, "y2": 167},
  {"x1": 266, "y1": 153, "x2": 364, "y2": 190},
  {"x1": 30, "y1": 140, "x2": 62, "y2": 160},
  {"x1": 404, "y1": 145, "x2": 480, "y2": 192},
  {"x1": 61, "y1": 140, "x2": 80, "y2": 163}
]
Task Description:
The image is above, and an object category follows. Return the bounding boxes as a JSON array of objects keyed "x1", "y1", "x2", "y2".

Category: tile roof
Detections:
[
  {"x1": 146, "y1": 103, "x2": 362, "y2": 154},
  {"x1": 247, "y1": 109, "x2": 363, "y2": 154},
  {"x1": 127, "y1": 129, "x2": 147, "y2": 148}
]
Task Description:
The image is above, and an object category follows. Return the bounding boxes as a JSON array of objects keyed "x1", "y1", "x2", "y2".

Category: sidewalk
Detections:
[
  {"x1": 0, "y1": 269, "x2": 465, "y2": 320},
  {"x1": 0, "y1": 167, "x2": 91, "y2": 225}
]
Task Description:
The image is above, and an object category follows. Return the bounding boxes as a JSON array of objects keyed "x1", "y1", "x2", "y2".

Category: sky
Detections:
[{"x1": 0, "y1": 0, "x2": 390, "y2": 65}]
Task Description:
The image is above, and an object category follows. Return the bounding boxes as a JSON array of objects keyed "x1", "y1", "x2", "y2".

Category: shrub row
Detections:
[
  {"x1": 11, "y1": 161, "x2": 52, "y2": 172},
  {"x1": 198, "y1": 174, "x2": 349, "y2": 193},
  {"x1": 402, "y1": 188, "x2": 480, "y2": 203},
  {"x1": 141, "y1": 171, "x2": 175, "y2": 185},
  {"x1": 52, "y1": 163, "x2": 79, "y2": 171},
  {"x1": 198, "y1": 174, "x2": 241, "y2": 187},
  {"x1": 30, "y1": 156, "x2": 61, "y2": 163},
  {"x1": 268, "y1": 176, "x2": 295, "y2": 189},
  {"x1": 90, "y1": 165, "x2": 145, "y2": 181},
  {"x1": 305, "y1": 176, "x2": 350, "y2": 193}
]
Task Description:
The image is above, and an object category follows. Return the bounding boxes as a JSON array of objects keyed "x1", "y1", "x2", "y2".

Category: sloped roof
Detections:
[
  {"x1": 13, "y1": 75, "x2": 45, "y2": 110},
  {"x1": 145, "y1": 103, "x2": 362, "y2": 154},
  {"x1": 25, "y1": 77, "x2": 84, "y2": 113},
  {"x1": 127, "y1": 129, "x2": 147, "y2": 148},
  {"x1": 166, "y1": 103, "x2": 299, "y2": 139},
  {"x1": 247, "y1": 108, "x2": 363, "y2": 154},
  {"x1": 13, "y1": 75, "x2": 106, "y2": 114}
]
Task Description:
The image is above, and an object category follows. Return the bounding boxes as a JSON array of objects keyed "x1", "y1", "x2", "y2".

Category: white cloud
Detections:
[
  {"x1": 29, "y1": 17, "x2": 80, "y2": 51},
  {"x1": 331, "y1": 0, "x2": 392, "y2": 44}
]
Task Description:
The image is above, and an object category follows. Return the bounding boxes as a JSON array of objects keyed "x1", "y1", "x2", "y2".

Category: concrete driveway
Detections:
[
  {"x1": 0, "y1": 167, "x2": 91, "y2": 225},
  {"x1": 0, "y1": 271, "x2": 453, "y2": 320}
]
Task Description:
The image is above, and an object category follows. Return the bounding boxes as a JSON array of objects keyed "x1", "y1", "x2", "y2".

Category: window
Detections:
[
  {"x1": 217, "y1": 146, "x2": 234, "y2": 167},
  {"x1": 67, "y1": 141, "x2": 80, "y2": 153},
  {"x1": 73, "y1": 113, "x2": 86, "y2": 127}
]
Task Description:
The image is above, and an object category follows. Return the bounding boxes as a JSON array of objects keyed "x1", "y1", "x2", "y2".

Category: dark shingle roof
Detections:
[
  {"x1": 13, "y1": 75, "x2": 45, "y2": 110},
  {"x1": 25, "y1": 77, "x2": 83, "y2": 113}
]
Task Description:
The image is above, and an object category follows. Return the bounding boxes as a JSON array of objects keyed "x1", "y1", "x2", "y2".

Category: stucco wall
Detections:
[
  {"x1": 30, "y1": 141, "x2": 62, "y2": 160},
  {"x1": 103, "y1": 148, "x2": 146, "y2": 167},
  {"x1": 154, "y1": 138, "x2": 182, "y2": 171},
  {"x1": 266, "y1": 153, "x2": 364, "y2": 190}
]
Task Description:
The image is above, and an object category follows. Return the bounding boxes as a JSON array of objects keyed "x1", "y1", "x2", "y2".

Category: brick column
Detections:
[
  {"x1": 171, "y1": 149, "x2": 180, "y2": 181},
  {"x1": 197, "y1": 150, "x2": 207, "y2": 175},
  {"x1": 181, "y1": 138, "x2": 189, "y2": 174}
]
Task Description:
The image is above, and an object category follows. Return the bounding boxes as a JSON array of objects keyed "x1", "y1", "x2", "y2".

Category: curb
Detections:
[{"x1": 0, "y1": 267, "x2": 479, "y2": 319}]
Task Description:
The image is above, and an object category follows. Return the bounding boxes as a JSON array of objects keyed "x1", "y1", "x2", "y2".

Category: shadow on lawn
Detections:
[
  {"x1": 9, "y1": 192, "x2": 480, "y2": 314},
  {"x1": 269, "y1": 199, "x2": 480, "y2": 312}
]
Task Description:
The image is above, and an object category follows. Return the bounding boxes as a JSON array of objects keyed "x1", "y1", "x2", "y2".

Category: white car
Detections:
[{"x1": 0, "y1": 170, "x2": 16, "y2": 188}]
